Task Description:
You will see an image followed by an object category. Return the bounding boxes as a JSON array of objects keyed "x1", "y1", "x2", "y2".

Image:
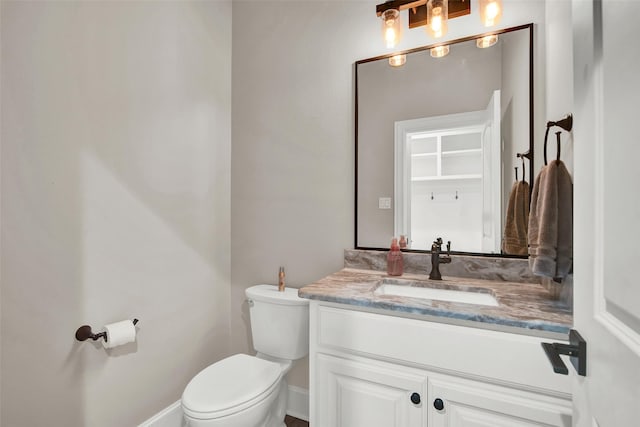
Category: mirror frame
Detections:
[{"x1": 354, "y1": 23, "x2": 534, "y2": 257}]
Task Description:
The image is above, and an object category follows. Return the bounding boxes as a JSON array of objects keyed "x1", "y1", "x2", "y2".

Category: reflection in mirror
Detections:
[{"x1": 356, "y1": 24, "x2": 533, "y2": 254}]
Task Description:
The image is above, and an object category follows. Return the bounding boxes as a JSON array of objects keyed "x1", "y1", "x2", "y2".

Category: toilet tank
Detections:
[{"x1": 245, "y1": 285, "x2": 309, "y2": 360}]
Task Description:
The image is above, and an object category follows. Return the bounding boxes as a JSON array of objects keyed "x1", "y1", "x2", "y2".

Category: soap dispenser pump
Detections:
[
  {"x1": 387, "y1": 238, "x2": 403, "y2": 276},
  {"x1": 278, "y1": 266, "x2": 286, "y2": 291}
]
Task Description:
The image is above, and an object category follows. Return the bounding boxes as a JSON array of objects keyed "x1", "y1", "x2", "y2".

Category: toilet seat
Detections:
[{"x1": 182, "y1": 354, "x2": 282, "y2": 420}]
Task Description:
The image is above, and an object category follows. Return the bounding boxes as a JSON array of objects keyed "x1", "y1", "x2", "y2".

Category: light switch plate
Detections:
[{"x1": 378, "y1": 197, "x2": 392, "y2": 209}]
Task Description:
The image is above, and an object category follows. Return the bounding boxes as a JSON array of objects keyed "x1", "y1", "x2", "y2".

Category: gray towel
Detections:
[
  {"x1": 502, "y1": 180, "x2": 530, "y2": 255},
  {"x1": 528, "y1": 160, "x2": 573, "y2": 279}
]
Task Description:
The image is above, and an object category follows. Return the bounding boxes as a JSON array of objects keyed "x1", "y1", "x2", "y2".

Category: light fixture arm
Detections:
[
  {"x1": 376, "y1": 0, "x2": 427, "y2": 16},
  {"x1": 376, "y1": 0, "x2": 470, "y2": 29}
]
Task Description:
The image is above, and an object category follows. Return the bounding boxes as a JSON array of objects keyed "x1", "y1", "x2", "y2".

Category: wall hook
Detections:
[{"x1": 544, "y1": 114, "x2": 573, "y2": 165}]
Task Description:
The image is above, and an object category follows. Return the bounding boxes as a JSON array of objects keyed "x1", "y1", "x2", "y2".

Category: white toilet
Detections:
[{"x1": 181, "y1": 285, "x2": 309, "y2": 427}]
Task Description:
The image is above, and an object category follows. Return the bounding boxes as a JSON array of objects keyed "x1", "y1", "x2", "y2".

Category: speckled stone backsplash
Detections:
[{"x1": 345, "y1": 249, "x2": 540, "y2": 284}]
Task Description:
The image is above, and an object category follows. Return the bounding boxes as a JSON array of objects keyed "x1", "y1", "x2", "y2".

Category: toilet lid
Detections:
[{"x1": 182, "y1": 354, "x2": 281, "y2": 418}]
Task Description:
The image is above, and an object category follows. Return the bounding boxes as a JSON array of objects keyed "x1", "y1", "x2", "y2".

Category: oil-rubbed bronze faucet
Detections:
[{"x1": 429, "y1": 237, "x2": 451, "y2": 280}]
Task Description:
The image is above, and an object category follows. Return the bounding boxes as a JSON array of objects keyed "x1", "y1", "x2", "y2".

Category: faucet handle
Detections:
[
  {"x1": 433, "y1": 237, "x2": 443, "y2": 246},
  {"x1": 446, "y1": 241, "x2": 451, "y2": 254}
]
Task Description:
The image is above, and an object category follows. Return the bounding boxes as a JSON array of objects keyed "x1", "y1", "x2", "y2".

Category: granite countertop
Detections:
[{"x1": 299, "y1": 268, "x2": 573, "y2": 336}]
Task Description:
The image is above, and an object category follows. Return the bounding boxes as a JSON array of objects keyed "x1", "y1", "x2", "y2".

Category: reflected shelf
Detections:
[
  {"x1": 412, "y1": 174, "x2": 482, "y2": 181},
  {"x1": 411, "y1": 148, "x2": 482, "y2": 158}
]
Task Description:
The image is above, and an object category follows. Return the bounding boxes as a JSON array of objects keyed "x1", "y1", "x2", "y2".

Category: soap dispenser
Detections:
[{"x1": 387, "y1": 237, "x2": 403, "y2": 276}]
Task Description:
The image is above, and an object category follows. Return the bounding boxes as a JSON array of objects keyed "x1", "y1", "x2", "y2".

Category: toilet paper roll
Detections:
[{"x1": 102, "y1": 320, "x2": 137, "y2": 349}]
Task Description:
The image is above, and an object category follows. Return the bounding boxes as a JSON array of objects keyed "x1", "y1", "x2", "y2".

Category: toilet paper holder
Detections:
[{"x1": 75, "y1": 319, "x2": 139, "y2": 342}]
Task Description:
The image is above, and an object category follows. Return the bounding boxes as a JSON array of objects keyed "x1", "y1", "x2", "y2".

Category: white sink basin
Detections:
[{"x1": 374, "y1": 279, "x2": 499, "y2": 307}]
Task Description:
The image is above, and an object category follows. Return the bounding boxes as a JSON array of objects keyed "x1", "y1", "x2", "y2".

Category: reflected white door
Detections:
[
  {"x1": 572, "y1": 1, "x2": 640, "y2": 425},
  {"x1": 482, "y1": 90, "x2": 501, "y2": 253}
]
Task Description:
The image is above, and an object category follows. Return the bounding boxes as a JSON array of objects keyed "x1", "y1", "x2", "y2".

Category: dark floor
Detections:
[{"x1": 285, "y1": 415, "x2": 309, "y2": 427}]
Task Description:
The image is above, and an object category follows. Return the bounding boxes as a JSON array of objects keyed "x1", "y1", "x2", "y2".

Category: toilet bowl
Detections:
[{"x1": 182, "y1": 285, "x2": 309, "y2": 427}]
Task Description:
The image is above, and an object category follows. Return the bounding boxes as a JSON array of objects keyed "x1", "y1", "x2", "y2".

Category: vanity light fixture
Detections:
[
  {"x1": 381, "y1": 9, "x2": 402, "y2": 48},
  {"x1": 389, "y1": 54, "x2": 407, "y2": 67},
  {"x1": 375, "y1": 0, "x2": 504, "y2": 48},
  {"x1": 375, "y1": 0, "x2": 470, "y2": 47},
  {"x1": 476, "y1": 34, "x2": 498, "y2": 48},
  {"x1": 430, "y1": 45, "x2": 450, "y2": 58},
  {"x1": 479, "y1": 0, "x2": 503, "y2": 27}
]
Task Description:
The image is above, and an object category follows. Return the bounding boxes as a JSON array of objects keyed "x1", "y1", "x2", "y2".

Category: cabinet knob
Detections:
[
  {"x1": 410, "y1": 392, "x2": 421, "y2": 404},
  {"x1": 433, "y1": 398, "x2": 444, "y2": 411}
]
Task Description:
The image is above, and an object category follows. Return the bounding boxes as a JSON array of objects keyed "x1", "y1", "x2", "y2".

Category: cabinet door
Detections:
[
  {"x1": 428, "y1": 375, "x2": 572, "y2": 427},
  {"x1": 316, "y1": 354, "x2": 426, "y2": 427}
]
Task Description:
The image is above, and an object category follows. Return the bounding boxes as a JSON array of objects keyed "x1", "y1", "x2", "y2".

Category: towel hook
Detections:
[
  {"x1": 516, "y1": 151, "x2": 530, "y2": 183},
  {"x1": 544, "y1": 114, "x2": 573, "y2": 165},
  {"x1": 544, "y1": 129, "x2": 564, "y2": 165},
  {"x1": 547, "y1": 114, "x2": 573, "y2": 133}
]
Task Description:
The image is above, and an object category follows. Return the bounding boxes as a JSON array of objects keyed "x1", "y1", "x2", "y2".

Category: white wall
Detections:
[
  {"x1": 0, "y1": 1, "x2": 232, "y2": 426},
  {"x1": 544, "y1": 0, "x2": 574, "y2": 174},
  {"x1": 412, "y1": 179, "x2": 484, "y2": 250},
  {"x1": 231, "y1": 0, "x2": 547, "y2": 390}
]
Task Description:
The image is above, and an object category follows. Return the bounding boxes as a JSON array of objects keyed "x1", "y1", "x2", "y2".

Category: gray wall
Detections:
[
  {"x1": 0, "y1": 0, "x2": 572, "y2": 420},
  {"x1": 230, "y1": 1, "x2": 360, "y2": 388},
  {"x1": 1, "y1": 1, "x2": 232, "y2": 425},
  {"x1": 501, "y1": 29, "x2": 531, "y2": 229},
  {"x1": 231, "y1": 0, "x2": 548, "y2": 390}
]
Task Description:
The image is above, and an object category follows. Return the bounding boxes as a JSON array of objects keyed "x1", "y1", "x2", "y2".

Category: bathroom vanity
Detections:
[{"x1": 299, "y1": 256, "x2": 573, "y2": 427}]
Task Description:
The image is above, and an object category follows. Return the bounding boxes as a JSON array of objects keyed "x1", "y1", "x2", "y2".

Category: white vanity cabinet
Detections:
[
  {"x1": 316, "y1": 354, "x2": 426, "y2": 427},
  {"x1": 427, "y1": 374, "x2": 571, "y2": 427},
  {"x1": 309, "y1": 302, "x2": 572, "y2": 427}
]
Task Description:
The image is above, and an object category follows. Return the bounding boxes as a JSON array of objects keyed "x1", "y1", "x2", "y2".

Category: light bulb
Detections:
[
  {"x1": 479, "y1": 0, "x2": 503, "y2": 27},
  {"x1": 427, "y1": 0, "x2": 448, "y2": 39},
  {"x1": 385, "y1": 27, "x2": 397, "y2": 47},
  {"x1": 381, "y1": 9, "x2": 402, "y2": 49},
  {"x1": 430, "y1": 45, "x2": 450, "y2": 58},
  {"x1": 431, "y1": 13, "x2": 443, "y2": 36},
  {"x1": 476, "y1": 34, "x2": 498, "y2": 48},
  {"x1": 388, "y1": 54, "x2": 407, "y2": 67}
]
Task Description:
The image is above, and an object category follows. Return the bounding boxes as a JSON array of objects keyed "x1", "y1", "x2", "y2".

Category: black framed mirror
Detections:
[{"x1": 355, "y1": 23, "x2": 533, "y2": 256}]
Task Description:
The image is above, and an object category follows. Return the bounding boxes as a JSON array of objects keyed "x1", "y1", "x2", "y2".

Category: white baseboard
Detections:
[
  {"x1": 286, "y1": 385, "x2": 309, "y2": 421},
  {"x1": 138, "y1": 400, "x2": 183, "y2": 427},
  {"x1": 138, "y1": 385, "x2": 309, "y2": 426}
]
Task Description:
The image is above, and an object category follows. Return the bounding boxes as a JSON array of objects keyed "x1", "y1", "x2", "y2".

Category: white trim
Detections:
[
  {"x1": 135, "y1": 385, "x2": 309, "y2": 427},
  {"x1": 286, "y1": 385, "x2": 310, "y2": 422},
  {"x1": 394, "y1": 120, "x2": 411, "y2": 242},
  {"x1": 596, "y1": 312, "x2": 640, "y2": 357},
  {"x1": 592, "y1": 35, "x2": 606, "y2": 329},
  {"x1": 137, "y1": 400, "x2": 182, "y2": 427},
  {"x1": 591, "y1": 39, "x2": 640, "y2": 357}
]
